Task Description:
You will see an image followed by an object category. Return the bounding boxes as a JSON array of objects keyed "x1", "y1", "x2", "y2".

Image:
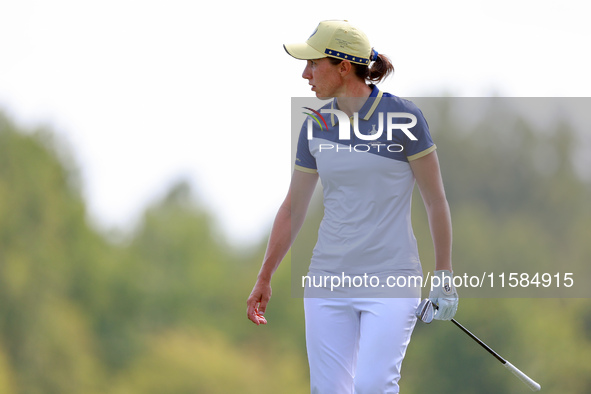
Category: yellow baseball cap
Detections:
[{"x1": 284, "y1": 20, "x2": 374, "y2": 65}]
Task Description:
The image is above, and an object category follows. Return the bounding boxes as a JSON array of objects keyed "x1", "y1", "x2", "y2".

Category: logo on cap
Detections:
[{"x1": 308, "y1": 28, "x2": 318, "y2": 40}]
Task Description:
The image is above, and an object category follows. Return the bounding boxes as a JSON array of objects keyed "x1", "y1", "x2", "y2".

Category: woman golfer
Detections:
[{"x1": 247, "y1": 20, "x2": 458, "y2": 393}]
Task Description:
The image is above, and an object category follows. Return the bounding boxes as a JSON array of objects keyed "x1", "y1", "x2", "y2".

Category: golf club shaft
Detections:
[
  {"x1": 450, "y1": 318, "x2": 505, "y2": 364},
  {"x1": 450, "y1": 318, "x2": 541, "y2": 391},
  {"x1": 422, "y1": 300, "x2": 541, "y2": 391}
]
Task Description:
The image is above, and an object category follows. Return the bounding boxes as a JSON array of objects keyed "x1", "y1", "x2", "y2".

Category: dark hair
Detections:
[{"x1": 328, "y1": 52, "x2": 394, "y2": 83}]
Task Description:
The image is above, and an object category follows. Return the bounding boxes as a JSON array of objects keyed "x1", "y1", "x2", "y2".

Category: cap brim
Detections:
[{"x1": 283, "y1": 43, "x2": 326, "y2": 60}]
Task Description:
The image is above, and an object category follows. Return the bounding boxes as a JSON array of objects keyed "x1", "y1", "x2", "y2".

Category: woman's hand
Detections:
[
  {"x1": 245, "y1": 171, "x2": 318, "y2": 326},
  {"x1": 246, "y1": 279, "x2": 272, "y2": 325}
]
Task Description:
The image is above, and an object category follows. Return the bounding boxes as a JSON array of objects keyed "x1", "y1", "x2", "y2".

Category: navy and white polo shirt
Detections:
[{"x1": 295, "y1": 85, "x2": 435, "y2": 278}]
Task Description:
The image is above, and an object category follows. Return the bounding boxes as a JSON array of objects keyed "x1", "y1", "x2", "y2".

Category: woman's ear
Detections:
[{"x1": 338, "y1": 60, "x2": 353, "y2": 77}]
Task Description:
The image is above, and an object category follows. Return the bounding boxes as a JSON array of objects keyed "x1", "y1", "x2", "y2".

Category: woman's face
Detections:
[{"x1": 302, "y1": 58, "x2": 344, "y2": 99}]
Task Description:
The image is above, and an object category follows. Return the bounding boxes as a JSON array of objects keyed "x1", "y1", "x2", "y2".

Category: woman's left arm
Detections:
[
  {"x1": 410, "y1": 150, "x2": 458, "y2": 320},
  {"x1": 409, "y1": 150, "x2": 452, "y2": 272}
]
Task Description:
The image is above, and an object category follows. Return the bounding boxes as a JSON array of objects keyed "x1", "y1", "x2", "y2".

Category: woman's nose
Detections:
[{"x1": 302, "y1": 64, "x2": 312, "y2": 80}]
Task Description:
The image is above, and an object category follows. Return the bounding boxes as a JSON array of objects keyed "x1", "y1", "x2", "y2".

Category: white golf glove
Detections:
[{"x1": 428, "y1": 270, "x2": 458, "y2": 320}]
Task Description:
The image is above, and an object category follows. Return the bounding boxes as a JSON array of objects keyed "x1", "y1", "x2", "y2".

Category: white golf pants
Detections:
[{"x1": 304, "y1": 297, "x2": 419, "y2": 394}]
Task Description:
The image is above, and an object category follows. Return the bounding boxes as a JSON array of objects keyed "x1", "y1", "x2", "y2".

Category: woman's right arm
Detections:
[{"x1": 246, "y1": 170, "x2": 319, "y2": 325}]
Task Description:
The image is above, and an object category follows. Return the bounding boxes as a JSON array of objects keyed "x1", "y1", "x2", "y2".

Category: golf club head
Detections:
[{"x1": 415, "y1": 298, "x2": 435, "y2": 323}]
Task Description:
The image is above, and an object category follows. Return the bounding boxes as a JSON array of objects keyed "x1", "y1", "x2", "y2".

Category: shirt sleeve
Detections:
[
  {"x1": 404, "y1": 105, "x2": 437, "y2": 161},
  {"x1": 294, "y1": 121, "x2": 318, "y2": 173}
]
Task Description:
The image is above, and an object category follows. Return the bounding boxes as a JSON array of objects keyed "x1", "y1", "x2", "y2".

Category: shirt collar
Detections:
[{"x1": 329, "y1": 84, "x2": 384, "y2": 126}]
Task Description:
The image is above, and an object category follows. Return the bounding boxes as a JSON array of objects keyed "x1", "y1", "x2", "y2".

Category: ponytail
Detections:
[{"x1": 366, "y1": 53, "x2": 394, "y2": 83}]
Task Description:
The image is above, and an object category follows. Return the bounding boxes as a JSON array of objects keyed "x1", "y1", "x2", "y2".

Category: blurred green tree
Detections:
[{"x1": 1, "y1": 96, "x2": 591, "y2": 393}]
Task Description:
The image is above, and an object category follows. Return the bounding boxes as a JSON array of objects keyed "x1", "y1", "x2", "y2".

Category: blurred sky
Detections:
[{"x1": 0, "y1": 0, "x2": 590, "y2": 246}]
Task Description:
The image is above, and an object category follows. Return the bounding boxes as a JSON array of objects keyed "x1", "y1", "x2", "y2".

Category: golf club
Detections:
[{"x1": 415, "y1": 299, "x2": 541, "y2": 391}]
